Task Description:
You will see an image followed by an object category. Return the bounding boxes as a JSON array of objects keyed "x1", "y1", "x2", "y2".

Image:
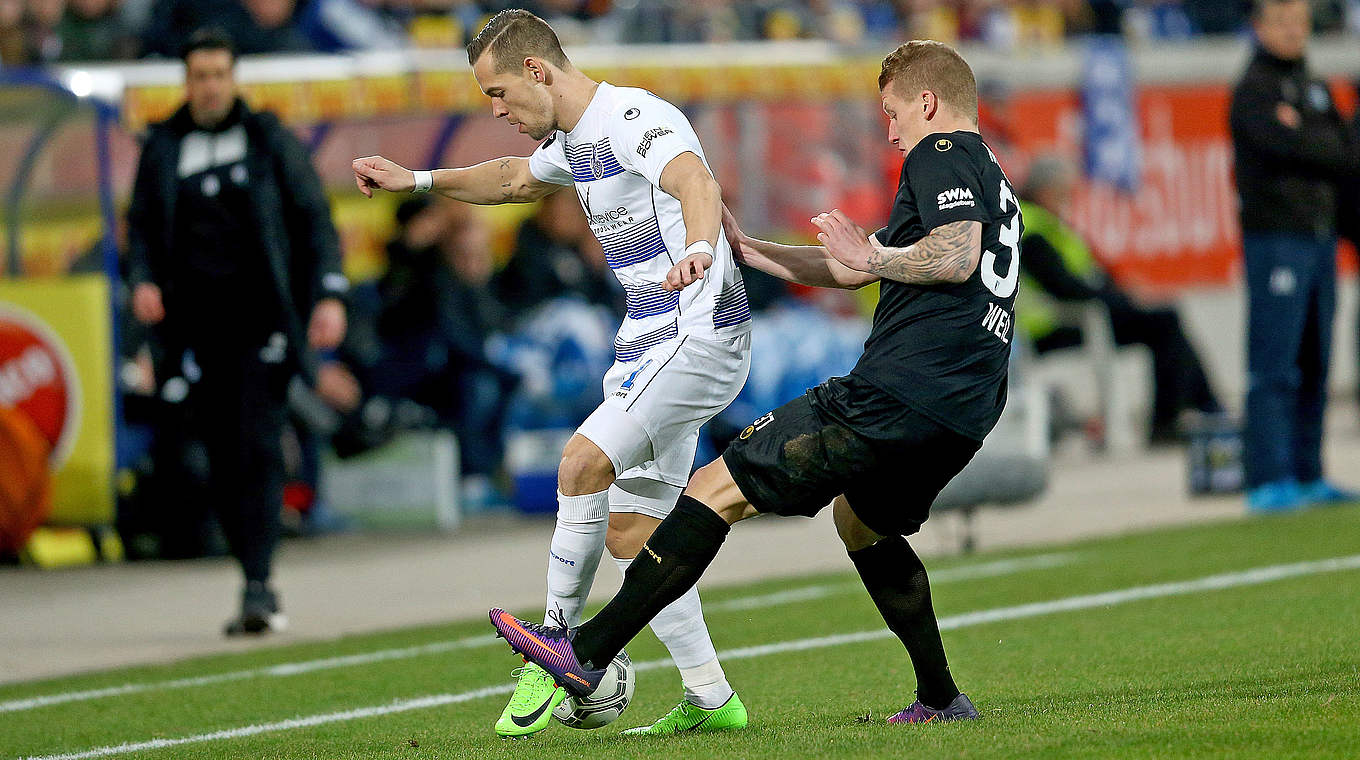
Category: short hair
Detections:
[
  {"x1": 466, "y1": 9, "x2": 570, "y2": 73},
  {"x1": 878, "y1": 40, "x2": 978, "y2": 123},
  {"x1": 181, "y1": 28, "x2": 236, "y2": 64}
]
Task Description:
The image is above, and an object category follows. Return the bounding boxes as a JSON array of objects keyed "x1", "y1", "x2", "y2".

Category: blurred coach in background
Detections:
[
  {"x1": 126, "y1": 28, "x2": 348, "y2": 634},
  {"x1": 1229, "y1": 0, "x2": 1360, "y2": 512}
]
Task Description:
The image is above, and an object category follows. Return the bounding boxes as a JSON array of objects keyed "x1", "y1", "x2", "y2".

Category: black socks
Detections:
[
  {"x1": 848, "y1": 535, "x2": 960, "y2": 710},
  {"x1": 573, "y1": 494, "x2": 730, "y2": 669}
]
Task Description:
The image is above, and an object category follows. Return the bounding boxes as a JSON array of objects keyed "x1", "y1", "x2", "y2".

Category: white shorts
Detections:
[{"x1": 577, "y1": 332, "x2": 751, "y2": 519}]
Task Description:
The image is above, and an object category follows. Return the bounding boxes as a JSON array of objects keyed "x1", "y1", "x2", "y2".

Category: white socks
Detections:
[
  {"x1": 612, "y1": 555, "x2": 734, "y2": 709},
  {"x1": 545, "y1": 491, "x2": 734, "y2": 710},
  {"x1": 545, "y1": 490, "x2": 609, "y2": 626}
]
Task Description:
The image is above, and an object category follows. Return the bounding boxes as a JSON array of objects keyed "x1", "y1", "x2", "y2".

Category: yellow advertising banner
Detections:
[{"x1": 0, "y1": 274, "x2": 115, "y2": 527}]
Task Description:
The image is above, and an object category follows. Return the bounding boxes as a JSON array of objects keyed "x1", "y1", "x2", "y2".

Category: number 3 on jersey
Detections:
[{"x1": 980, "y1": 180, "x2": 1021, "y2": 298}]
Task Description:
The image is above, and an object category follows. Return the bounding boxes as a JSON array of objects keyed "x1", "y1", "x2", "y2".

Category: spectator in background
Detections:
[
  {"x1": 372, "y1": 198, "x2": 518, "y2": 496},
  {"x1": 1016, "y1": 155, "x2": 1223, "y2": 444},
  {"x1": 1182, "y1": 0, "x2": 1249, "y2": 33},
  {"x1": 237, "y1": 0, "x2": 313, "y2": 54},
  {"x1": 126, "y1": 29, "x2": 348, "y2": 634},
  {"x1": 494, "y1": 189, "x2": 622, "y2": 323},
  {"x1": 57, "y1": 0, "x2": 139, "y2": 61},
  {"x1": 1344, "y1": 102, "x2": 1360, "y2": 411},
  {"x1": 142, "y1": 0, "x2": 248, "y2": 57},
  {"x1": 1230, "y1": 0, "x2": 1360, "y2": 511},
  {"x1": 142, "y1": 0, "x2": 311, "y2": 57},
  {"x1": 0, "y1": 0, "x2": 26, "y2": 65},
  {"x1": 294, "y1": 0, "x2": 406, "y2": 52},
  {"x1": 21, "y1": 0, "x2": 66, "y2": 63}
]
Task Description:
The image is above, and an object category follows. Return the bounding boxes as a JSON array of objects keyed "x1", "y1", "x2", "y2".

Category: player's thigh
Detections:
[
  {"x1": 580, "y1": 334, "x2": 748, "y2": 477},
  {"x1": 609, "y1": 426, "x2": 699, "y2": 519},
  {"x1": 843, "y1": 416, "x2": 981, "y2": 538},
  {"x1": 721, "y1": 393, "x2": 880, "y2": 521}
]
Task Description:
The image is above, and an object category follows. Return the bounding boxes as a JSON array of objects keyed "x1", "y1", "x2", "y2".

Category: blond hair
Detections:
[{"x1": 878, "y1": 40, "x2": 978, "y2": 123}]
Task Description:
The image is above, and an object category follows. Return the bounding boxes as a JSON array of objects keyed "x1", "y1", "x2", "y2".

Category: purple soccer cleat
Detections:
[
  {"x1": 888, "y1": 692, "x2": 981, "y2": 724},
  {"x1": 488, "y1": 607, "x2": 606, "y2": 698}
]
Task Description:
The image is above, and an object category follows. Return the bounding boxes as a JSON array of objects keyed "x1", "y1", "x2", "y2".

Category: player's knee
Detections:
[
  {"x1": 833, "y1": 495, "x2": 882, "y2": 552},
  {"x1": 606, "y1": 513, "x2": 658, "y2": 559},
  {"x1": 558, "y1": 435, "x2": 616, "y2": 496},
  {"x1": 686, "y1": 460, "x2": 756, "y2": 524}
]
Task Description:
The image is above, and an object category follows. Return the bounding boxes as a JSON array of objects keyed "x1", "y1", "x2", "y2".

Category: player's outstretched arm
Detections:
[
  {"x1": 723, "y1": 204, "x2": 877, "y2": 290},
  {"x1": 659, "y1": 152, "x2": 723, "y2": 292},
  {"x1": 813, "y1": 209, "x2": 981, "y2": 286},
  {"x1": 352, "y1": 155, "x2": 559, "y2": 205}
]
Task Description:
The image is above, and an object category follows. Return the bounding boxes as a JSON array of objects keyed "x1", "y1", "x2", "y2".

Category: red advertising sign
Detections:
[{"x1": 999, "y1": 83, "x2": 1356, "y2": 292}]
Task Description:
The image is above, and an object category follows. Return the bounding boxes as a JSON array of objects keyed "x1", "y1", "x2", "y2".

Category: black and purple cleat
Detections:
[
  {"x1": 887, "y1": 693, "x2": 981, "y2": 724},
  {"x1": 489, "y1": 607, "x2": 606, "y2": 698}
]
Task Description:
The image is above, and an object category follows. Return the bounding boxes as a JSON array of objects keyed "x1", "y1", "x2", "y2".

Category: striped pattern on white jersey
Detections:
[
  {"x1": 565, "y1": 139, "x2": 625, "y2": 183},
  {"x1": 525, "y1": 82, "x2": 751, "y2": 361},
  {"x1": 624, "y1": 282, "x2": 681, "y2": 320},
  {"x1": 598, "y1": 213, "x2": 668, "y2": 271},
  {"x1": 615, "y1": 319, "x2": 679, "y2": 362}
]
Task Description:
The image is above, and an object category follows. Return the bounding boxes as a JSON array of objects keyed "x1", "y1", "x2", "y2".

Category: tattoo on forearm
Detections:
[
  {"x1": 498, "y1": 159, "x2": 515, "y2": 200},
  {"x1": 864, "y1": 221, "x2": 980, "y2": 284}
]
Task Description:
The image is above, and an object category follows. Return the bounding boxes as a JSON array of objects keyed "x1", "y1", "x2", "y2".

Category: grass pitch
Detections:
[{"x1": 3, "y1": 506, "x2": 1359, "y2": 760}]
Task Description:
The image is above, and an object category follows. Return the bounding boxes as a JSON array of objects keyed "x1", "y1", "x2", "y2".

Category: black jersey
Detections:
[{"x1": 849, "y1": 130, "x2": 1021, "y2": 442}]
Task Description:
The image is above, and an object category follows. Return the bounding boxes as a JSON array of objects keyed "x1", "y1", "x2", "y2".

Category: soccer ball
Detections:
[{"x1": 552, "y1": 651, "x2": 635, "y2": 729}]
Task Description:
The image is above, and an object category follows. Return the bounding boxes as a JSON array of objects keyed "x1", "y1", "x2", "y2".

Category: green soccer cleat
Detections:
[
  {"x1": 494, "y1": 661, "x2": 567, "y2": 738},
  {"x1": 620, "y1": 693, "x2": 748, "y2": 736}
]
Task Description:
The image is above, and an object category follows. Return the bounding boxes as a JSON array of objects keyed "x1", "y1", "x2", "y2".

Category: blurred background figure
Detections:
[
  {"x1": 369, "y1": 198, "x2": 519, "y2": 504},
  {"x1": 494, "y1": 188, "x2": 623, "y2": 325},
  {"x1": 1017, "y1": 154, "x2": 1223, "y2": 444},
  {"x1": 56, "y1": 0, "x2": 140, "y2": 62},
  {"x1": 125, "y1": 29, "x2": 348, "y2": 634},
  {"x1": 1230, "y1": 0, "x2": 1360, "y2": 511}
]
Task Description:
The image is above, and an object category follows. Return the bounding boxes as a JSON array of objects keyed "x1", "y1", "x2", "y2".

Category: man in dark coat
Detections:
[
  {"x1": 126, "y1": 29, "x2": 348, "y2": 634},
  {"x1": 1229, "y1": 0, "x2": 1360, "y2": 512}
]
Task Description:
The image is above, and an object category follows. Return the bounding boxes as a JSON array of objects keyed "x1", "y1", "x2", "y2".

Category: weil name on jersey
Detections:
[{"x1": 528, "y1": 82, "x2": 749, "y2": 361}]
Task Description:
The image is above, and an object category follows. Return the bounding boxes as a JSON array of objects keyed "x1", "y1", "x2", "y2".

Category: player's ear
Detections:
[
  {"x1": 525, "y1": 58, "x2": 548, "y2": 84},
  {"x1": 922, "y1": 90, "x2": 938, "y2": 121}
]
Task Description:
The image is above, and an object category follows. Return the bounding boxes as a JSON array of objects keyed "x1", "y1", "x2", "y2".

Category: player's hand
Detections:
[
  {"x1": 352, "y1": 155, "x2": 414, "y2": 197},
  {"x1": 1275, "y1": 102, "x2": 1301, "y2": 130},
  {"x1": 131, "y1": 282, "x2": 165, "y2": 325},
  {"x1": 721, "y1": 203, "x2": 748, "y2": 262},
  {"x1": 812, "y1": 209, "x2": 875, "y2": 272},
  {"x1": 308, "y1": 298, "x2": 347, "y2": 349},
  {"x1": 315, "y1": 361, "x2": 362, "y2": 413},
  {"x1": 664, "y1": 252, "x2": 713, "y2": 292}
]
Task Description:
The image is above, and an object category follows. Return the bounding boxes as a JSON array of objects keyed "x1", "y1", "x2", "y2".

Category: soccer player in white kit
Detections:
[{"x1": 352, "y1": 9, "x2": 751, "y2": 738}]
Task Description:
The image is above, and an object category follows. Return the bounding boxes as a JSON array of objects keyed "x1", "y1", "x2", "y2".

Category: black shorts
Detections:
[{"x1": 721, "y1": 376, "x2": 982, "y2": 537}]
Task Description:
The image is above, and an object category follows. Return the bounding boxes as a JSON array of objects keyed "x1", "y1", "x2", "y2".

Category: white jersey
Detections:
[{"x1": 528, "y1": 82, "x2": 751, "y2": 361}]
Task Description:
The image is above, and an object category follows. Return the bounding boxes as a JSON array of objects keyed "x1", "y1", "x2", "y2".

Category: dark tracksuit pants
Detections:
[
  {"x1": 1242, "y1": 232, "x2": 1336, "y2": 488},
  {"x1": 189, "y1": 331, "x2": 289, "y2": 585},
  {"x1": 1033, "y1": 302, "x2": 1220, "y2": 432}
]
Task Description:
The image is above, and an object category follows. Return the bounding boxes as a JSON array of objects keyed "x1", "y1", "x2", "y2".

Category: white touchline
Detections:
[
  {"x1": 14, "y1": 553, "x2": 1360, "y2": 760},
  {"x1": 0, "y1": 553, "x2": 1076, "y2": 715}
]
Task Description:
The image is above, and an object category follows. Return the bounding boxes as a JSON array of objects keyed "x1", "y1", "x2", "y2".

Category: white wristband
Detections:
[
  {"x1": 411, "y1": 170, "x2": 433, "y2": 194},
  {"x1": 684, "y1": 240, "x2": 714, "y2": 259}
]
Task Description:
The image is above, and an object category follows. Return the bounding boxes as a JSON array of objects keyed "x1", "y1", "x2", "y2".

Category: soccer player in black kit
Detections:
[{"x1": 491, "y1": 39, "x2": 1020, "y2": 725}]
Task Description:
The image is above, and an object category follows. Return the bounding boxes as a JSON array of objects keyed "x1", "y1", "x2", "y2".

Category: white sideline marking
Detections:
[
  {"x1": 0, "y1": 553, "x2": 1073, "y2": 714},
  {"x1": 15, "y1": 553, "x2": 1360, "y2": 760},
  {"x1": 0, "y1": 636, "x2": 496, "y2": 714}
]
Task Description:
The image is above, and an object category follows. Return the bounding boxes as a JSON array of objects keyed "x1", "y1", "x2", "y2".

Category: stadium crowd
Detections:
[{"x1": 5, "y1": 0, "x2": 1359, "y2": 66}]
